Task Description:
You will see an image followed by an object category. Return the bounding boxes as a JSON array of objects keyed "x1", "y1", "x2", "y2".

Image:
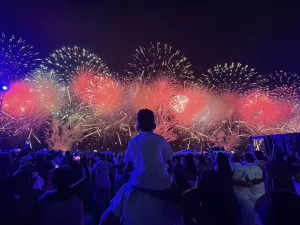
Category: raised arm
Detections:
[{"x1": 70, "y1": 156, "x2": 91, "y2": 197}]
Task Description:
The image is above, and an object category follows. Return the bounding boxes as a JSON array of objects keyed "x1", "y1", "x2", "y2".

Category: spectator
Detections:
[
  {"x1": 243, "y1": 153, "x2": 265, "y2": 207},
  {"x1": 124, "y1": 109, "x2": 174, "y2": 190},
  {"x1": 33, "y1": 157, "x2": 90, "y2": 225},
  {"x1": 91, "y1": 153, "x2": 114, "y2": 211},
  {"x1": 181, "y1": 169, "x2": 239, "y2": 225},
  {"x1": 256, "y1": 191, "x2": 300, "y2": 225},
  {"x1": 266, "y1": 149, "x2": 295, "y2": 193},
  {"x1": 230, "y1": 153, "x2": 256, "y2": 225},
  {"x1": 100, "y1": 109, "x2": 183, "y2": 225}
]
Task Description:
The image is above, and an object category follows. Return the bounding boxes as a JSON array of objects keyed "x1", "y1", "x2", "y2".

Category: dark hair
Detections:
[
  {"x1": 244, "y1": 153, "x2": 255, "y2": 163},
  {"x1": 137, "y1": 109, "x2": 156, "y2": 132},
  {"x1": 53, "y1": 166, "x2": 73, "y2": 190},
  {"x1": 230, "y1": 153, "x2": 241, "y2": 163},
  {"x1": 216, "y1": 152, "x2": 232, "y2": 182},
  {"x1": 198, "y1": 154, "x2": 207, "y2": 167},
  {"x1": 99, "y1": 153, "x2": 106, "y2": 160},
  {"x1": 254, "y1": 151, "x2": 264, "y2": 161}
]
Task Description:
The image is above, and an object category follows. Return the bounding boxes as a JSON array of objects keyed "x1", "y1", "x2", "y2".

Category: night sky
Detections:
[{"x1": 1, "y1": 1, "x2": 300, "y2": 76}]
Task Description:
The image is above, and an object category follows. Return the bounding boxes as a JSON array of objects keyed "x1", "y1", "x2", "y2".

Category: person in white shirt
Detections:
[
  {"x1": 124, "y1": 109, "x2": 174, "y2": 190},
  {"x1": 91, "y1": 153, "x2": 114, "y2": 211},
  {"x1": 100, "y1": 109, "x2": 182, "y2": 225},
  {"x1": 243, "y1": 153, "x2": 265, "y2": 207},
  {"x1": 230, "y1": 153, "x2": 256, "y2": 225}
]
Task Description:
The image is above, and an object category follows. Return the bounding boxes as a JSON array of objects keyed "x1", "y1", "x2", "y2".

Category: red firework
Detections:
[
  {"x1": 2, "y1": 82, "x2": 41, "y2": 118},
  {"x1": 131, "y1": 77, "x2": 178, "y2": 111},
  {"x1": 208, "y1": 93, "x2": 240, "y2": 120},
  {"x1": 72, "y1": 70, "x2": 123, "y2": 114},
  {"x1": 172, "y1": 88, "x2": 210, "y2": 125},
  {"x1": 240, "y1": 91, "x2": 290, "y2": 126}
]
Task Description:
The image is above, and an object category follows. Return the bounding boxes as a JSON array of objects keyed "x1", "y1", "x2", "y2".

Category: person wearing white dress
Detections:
[
  {"x1": 230, "y1": 153, "x2": 256, "y2": 225},
  {"x1": 243, "y1": 153, "x2": 265, "y2": 208}
]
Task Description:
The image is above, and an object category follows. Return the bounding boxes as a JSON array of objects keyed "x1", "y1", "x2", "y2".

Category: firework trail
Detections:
[
  {"x1": 262, "y1": 71, "x2": 300, "y2": 102},
  {"x1": 239, "y1": 90, "x2": 291, "y2": 129},
  {"x1": 171, "y1": 86, "x2": 211, "y2": 125},
  {"x1": 41, "y1": 46, "x2": 108, "y2": 85},
  {"x1": 200, "y1": 62, "x2": 259, "y2": 93},
  {"x1": 0, "y1": 33, "x2": 41, "y2": 81},
  {"x1": 262, "y1": 70, "x2": 300, "y2": 91},
  {"x1": 207, "y1": 93, "x2": 240, "y2": 121},
  {"x1": 0, "y1": 81, "x2": 48, "y2": 140},
  {"x1": 44, "y1": 119, "x2": 83, "y2": 151},
  {"x1": 127, "y1": 42, "x2": 194, "y2": 80},
  {"x1": 54, "y1": 86, "x2": 94, "y2": 126},
  {"x1": 72, "y1": 69, "x2": 124, "y2": 115},
  {"x1": 26, "y1": 69, "x2": 63, "y2": 113}
]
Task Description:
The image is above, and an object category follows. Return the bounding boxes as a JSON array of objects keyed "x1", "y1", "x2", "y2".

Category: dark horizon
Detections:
[{"x1": 1, "y1": 2, "x2": 300, "y2": 76}]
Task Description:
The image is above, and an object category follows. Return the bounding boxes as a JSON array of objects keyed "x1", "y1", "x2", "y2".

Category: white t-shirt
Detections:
[
  {"x1": 109, "y1": 184, "x2": 183, "y2": 225},
  {"x1": 124, "y1": 132, "x2": 174, "y2": 190},
  {"x1": 91, "y1": 160, "x2": 113, "y2": 187},
  {"x1": 245, "y1": 163, "x2": 265, "y2": 206},
  {"x1": 230, "y1": 162, "x2": 251, "y2": 196}
]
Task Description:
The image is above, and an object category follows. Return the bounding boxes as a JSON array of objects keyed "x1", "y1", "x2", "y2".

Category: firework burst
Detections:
[
  {"x1": 127, "y1": 42, "x2": 194, "y2": 80},
  {"x1": 0, "y1": 33, "x2": 41, "y2": 81},
  {"x1": 72, "y1": 69, "x2": 124, "y2": 115},
  {"x1": 41, "y1": 46, "x2": 108, "y2": 85},
  {"x1": 26, "y1": 69, "x2": 63, "y2": 113},
  {"x1": 262, "y1": 70, "x2": 300, "y2": 91},
  {"x1": 1, "y1": 81, "x2": 48, "y2": 139},
  {"x1": 200, "y1": 62, "x2": 259, "y2": 93},
  {"x1": 263, "y1": 71, "x2": 300, "y2": 102},
  {"x1": 239, "y1": 91, "x2": 289, "y2": 127}
]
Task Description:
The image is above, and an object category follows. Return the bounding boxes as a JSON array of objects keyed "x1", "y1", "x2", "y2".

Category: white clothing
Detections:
[
  {"x1": 231, "y1": 162, "x2": 251, "y2": 195},
  {"x1": 254, "y1": 160, "x2": 266, "y2": 171},
  {"x1": 245, "y1": 163, "x2": 265, "y2": 207},
  {"x1": 39, "y1": 194, "x2": 83, "y2": 225},
  {"x1": 230, "y1": 162, "x2": 256, "y2": 225},
  {"x1": 109, "y1": 184, "x2": 184, "y2": 225},
  {"x1": 91, "y1": 160, "x2": 113, "y2": 187},
  {"x1": 124, "y1": 132, "x2": 174, "y2": 190}
]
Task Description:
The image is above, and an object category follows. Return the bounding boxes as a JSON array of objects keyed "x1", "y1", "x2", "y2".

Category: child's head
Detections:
[{"x1": 137, "y1": 109, "x2": 156, "y2": 132}]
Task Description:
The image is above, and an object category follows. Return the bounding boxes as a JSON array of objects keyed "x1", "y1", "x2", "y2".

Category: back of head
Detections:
[
  {"x1": 99, "y1": 153, "x2": 106, "y2": 160},
  {"x1": 137, "y1": 109, "x2": 156, "y2": 132},
  {"x1": 256, "y1": 192, "x2": 300, "y2": 225},
  {"x1": 244, "y1": 153, "x2": 255, "y2": 164},
  {"x1": 230, "y1": 153, "x2": 241, "y2": 163},
  {"x1": 198, "y1": 154, "x2": 207, "y2": 166},
  {"x1": 0, "y1": 153, "x2": 12, "y2": 179},
  {"x1": 53, "y1": 166, "x2": 73, "y2": 190},
  {"x1": 216, "y1": 152, "x2": 232, "y2": 182},
  {"x1": 254, "y1": 151, "x2": 264, "y2": 161}
]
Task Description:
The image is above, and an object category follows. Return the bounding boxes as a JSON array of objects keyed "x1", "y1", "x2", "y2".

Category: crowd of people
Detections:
[{"x1": 0, "y1": 109, "x2": 300, "y2": 225}]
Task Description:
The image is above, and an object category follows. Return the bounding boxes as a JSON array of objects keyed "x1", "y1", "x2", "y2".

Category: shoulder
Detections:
[
  {"x1": 153, "y1": 132, "x2": 165, "y2": 141},
  {"x1": 39, "y1": 190, "x2": 57, "y2": 205}
]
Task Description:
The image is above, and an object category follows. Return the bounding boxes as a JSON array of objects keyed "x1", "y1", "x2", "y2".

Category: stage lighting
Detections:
[{"x1": 1, "y1": 85, "x2": 8, "y2": 91}]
